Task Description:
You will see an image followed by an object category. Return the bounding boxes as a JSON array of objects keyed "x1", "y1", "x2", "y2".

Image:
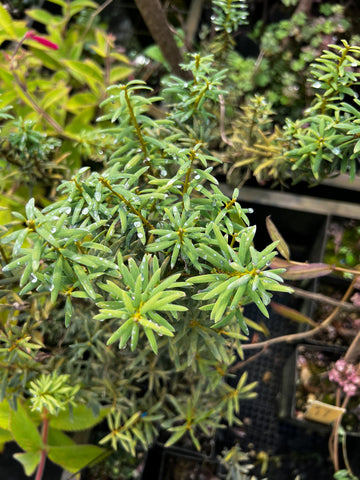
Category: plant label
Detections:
[{"x1": 304, "y1": 400, "x2": 346, "y2": 425}]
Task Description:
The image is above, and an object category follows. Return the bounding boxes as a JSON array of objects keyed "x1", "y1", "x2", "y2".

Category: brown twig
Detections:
[
  {"x1": 229, "y1": 345, "x2": 268, "y2": 373},
  {"x1": 219, "y1": 92, "x2": 233, "y2": 147},
  {"x1": 185, "y1": 0, "x2": 204, "y2": 50},
  {"x1": 134, "y1": 0, "x2": 192, "y2": 80},
  {"x1": 292, "y1": 286, "x2": 360, "y2": 312},
  {"x1": 241, "y1": 275, "x2": 358, "y2": 351}
]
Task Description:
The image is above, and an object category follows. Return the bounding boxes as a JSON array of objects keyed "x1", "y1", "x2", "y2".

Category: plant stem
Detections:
[
  {"x1": 240, "y1": 275, "x2": 358, "y2": 352},
  {"x1": 134, "y1": 0, "x2": 192, "y2": 80},
  {"x1": 99, "y1": 177, "x2": 154, "y2": 231},
  {"x1": 10, "y1": 71, "x2": 66, "y2": 139},
  {"x1": 35, "y1": 409, "x2": 49, "y2": 480},
  {"x1": 123, "y1": 87, "x2": 148, "y2": 158},
  {"x1": 182, "y1": 150, "x2": 196, "y2": 197},
  {"x1": 291, "y1": 286, "x2": 360, "y2": 312}
]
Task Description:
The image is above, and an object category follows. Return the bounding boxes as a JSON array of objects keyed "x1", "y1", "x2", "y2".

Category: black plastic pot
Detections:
[
  {"x1": 141, "y1": 443, "x2": 220, "y2": 480},
  {"x1": 279, "y1": 344, "x2": 348, "y2": 430},
  {"x1": 280, "y1": 343, "x2": 360, "y2": 477}
]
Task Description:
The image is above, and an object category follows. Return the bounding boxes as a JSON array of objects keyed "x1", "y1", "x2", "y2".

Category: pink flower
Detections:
[
  {"x1": 343, "y1": 383, "x2": 357, "y2": 397},
  {"x1": 334, "y1": 359, "x2": 347, "y2": 373},
  {"x1": 350, "y1": 292, "x2": 360, "y2": 306},
  {"x1": 25, "y1": 31, "x2": 58, "y2": 50},
  {"x1": 328, "y1": 358, "x2": 360, "y2": 397}
]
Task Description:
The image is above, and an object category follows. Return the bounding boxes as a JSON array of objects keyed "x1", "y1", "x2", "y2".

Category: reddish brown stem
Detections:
[
  {"x1": 35, "y1": 409, "x2": 49, "y2": 480},
  {"x1": 240, "y1": 275, "x2": 358, "y2": 352}
]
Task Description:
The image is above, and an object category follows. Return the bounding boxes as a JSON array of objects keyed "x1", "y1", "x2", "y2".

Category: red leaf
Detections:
[
  {"x1": 25, "y1": 31, "x2": 59, "y2": 50},
  {"x1": 271, "y1": 261, "x2": 333, "y2": 280}
]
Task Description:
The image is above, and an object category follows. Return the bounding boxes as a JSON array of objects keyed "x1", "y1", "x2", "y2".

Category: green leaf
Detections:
[
  {"x1": 30, "y1": 47, "x2": 63, "y2": 70},
  {"x1": 109, "y1": 66, "x2": 133, "y2": 84},
  {"x1": 41, "y1": 86, "x2": 69, "y2": 111},
  {"x1": 69, "y1": 0, "x2": 98, "y2": 17},
  {"x1": 51, "y1": 255, "x2": 63, "y2": 303},
  {"x1": 66, "y1": 92, "x2": 98, "y2": 112},
  {"x1": 0, "y1": 400, "x2": 10, "y2": 430},
  {"x1": 63, "y1": 60, "x2": 103, "y2": 91},
  {"x1": 212, "y1": 223, "x2": 231, "y2": 254},
  {"x1": 49, "y1": 405, "x2": 109, "y2": 431},
  {"x1": 13, "y1": 451, "x2": 41, "y2": 476},
  {"x1": 0, "y1": 4, "x2": 16, "y2": 37},
  {"x1": 144, "y1": 327, "x2": 158, "y2": 354},
  {"x1": 99, "y1": 280, "x2": 124, "y2": 299},
  {"x1": 73, "y1": 264, "x2": 96, "y2": 300},
  {"x1": 81, "y1": 242, "x2": 112, "y2": 253},
  {"x1": 187, "y1": 274, "x2": 227, "y2": 284},
  {"x1": 121, "y1": 290, "x2": 135, "y2": 313},
  {"x1": 25, "y1": 198, "x2": 36, "y2": 220},
  {"x1": 47, "y1": 427, "x2": 75, "y2": 446},
  {"x1": 138, "y1": 317, "x2": 174, "y2": 336},
  {"x1": 47, "y1": 444, "x2": 106, "y2": 473},
  {"x1": 36, "y1": 225, "x2": 60, "y2": 248},
  {"x1": 164, "y1": 426, "x2": 187, "y2": 447},
  {"x1": 130, "y1": 323, "x2": 140, "y2": 351},
  {"x1": 25, "y1": 9, "x2": 57, "y2": 25},
  {"x1": 0, "y1": 426, "x2": 12, "y2": 448},
  {"x1": 106, "y1": 318, "x2": 133, "y2": 345},
  {"x1": 141, "y1": 291, "x2": 185, "y2": 313},
  {"x1": 13, "y1": 228, "x2": 29, "y2": 257},
  {"x1": 354, "y1": 139, "x2": 360, "y2": 153},
  {"x1": 133, "y1": 275, "x2": 142, "y2": 307},
  {"x1": 31, "y1": 239, "x2": 42, "y2": 273},
  {"x1": 9, "y1": 402, "x2": 43, "y2": 453},
  {"x1": 249, "y1": 290, "x2": 269, "y2": 318}
]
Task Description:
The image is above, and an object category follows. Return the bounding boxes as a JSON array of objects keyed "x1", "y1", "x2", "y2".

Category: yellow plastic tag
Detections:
[{"x1": 304, "y1": 400, "x2": 346, "y2": 425}]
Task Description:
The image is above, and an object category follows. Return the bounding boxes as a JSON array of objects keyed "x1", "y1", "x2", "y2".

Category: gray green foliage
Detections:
[
  {"x1": 3, "y1": 1, "x2": 359, "y2": 477},
  {"x1": 0, "y1": 54, "x2": 291, "y2": 458}
]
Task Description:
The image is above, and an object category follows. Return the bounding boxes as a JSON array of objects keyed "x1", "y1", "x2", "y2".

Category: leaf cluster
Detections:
[
  {"x1": 211, "y1": 0, "x2": 249, "y2": 58},
  {"x1": 0, "y1": 53, "x2": 291, "y2": 463},
  {"x1": 0, "y1": 0, "x2": 133, "y2": 174},
  {"x1": 227, "y1": 41, "x2": 360, "y2": 185},
  {"x1": 0, "y1": 396, "x2": 108, "y2": 476}
]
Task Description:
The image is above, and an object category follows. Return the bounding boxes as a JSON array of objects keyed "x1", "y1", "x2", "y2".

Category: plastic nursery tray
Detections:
[{"x1": 279, "y1": 343, "x2": 347, "y2": 431}]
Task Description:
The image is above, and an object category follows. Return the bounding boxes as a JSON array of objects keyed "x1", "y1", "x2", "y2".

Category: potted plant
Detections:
[
  {"x1": 281, "y1": 338, "x2": 360, "y2": 476},
  {"x1": 0, "y1": 2, "x2": 296, "y2": 477},
  {"x1": 2, "y1": 1, "x2": 360, "y2": 479}
]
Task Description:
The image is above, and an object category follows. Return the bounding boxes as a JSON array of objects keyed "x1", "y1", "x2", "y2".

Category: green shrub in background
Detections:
[
  {"x1": 226, "y1": 41, "x2": 360, "y2": 186},
  {"x1": 0, "y1": 0, "x2": 133, "y2": 174},
  {"x1": 251, "y1": 4, "x2": 354, "y2": 117},
  {"x1": 216, "y1": 2, "x2": 358, "y2": 120}
]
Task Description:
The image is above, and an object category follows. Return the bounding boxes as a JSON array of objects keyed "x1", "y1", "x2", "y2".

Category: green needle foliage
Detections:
[
  {"x1": 0, "y1": 50, "x2": 291, "y2": 465},
  {"x1": 211, "y1": 0, "x2": 248, "y2": 58},
  {"x1": 227, "y1": 40, "x2": 360, "y2": 186}
]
